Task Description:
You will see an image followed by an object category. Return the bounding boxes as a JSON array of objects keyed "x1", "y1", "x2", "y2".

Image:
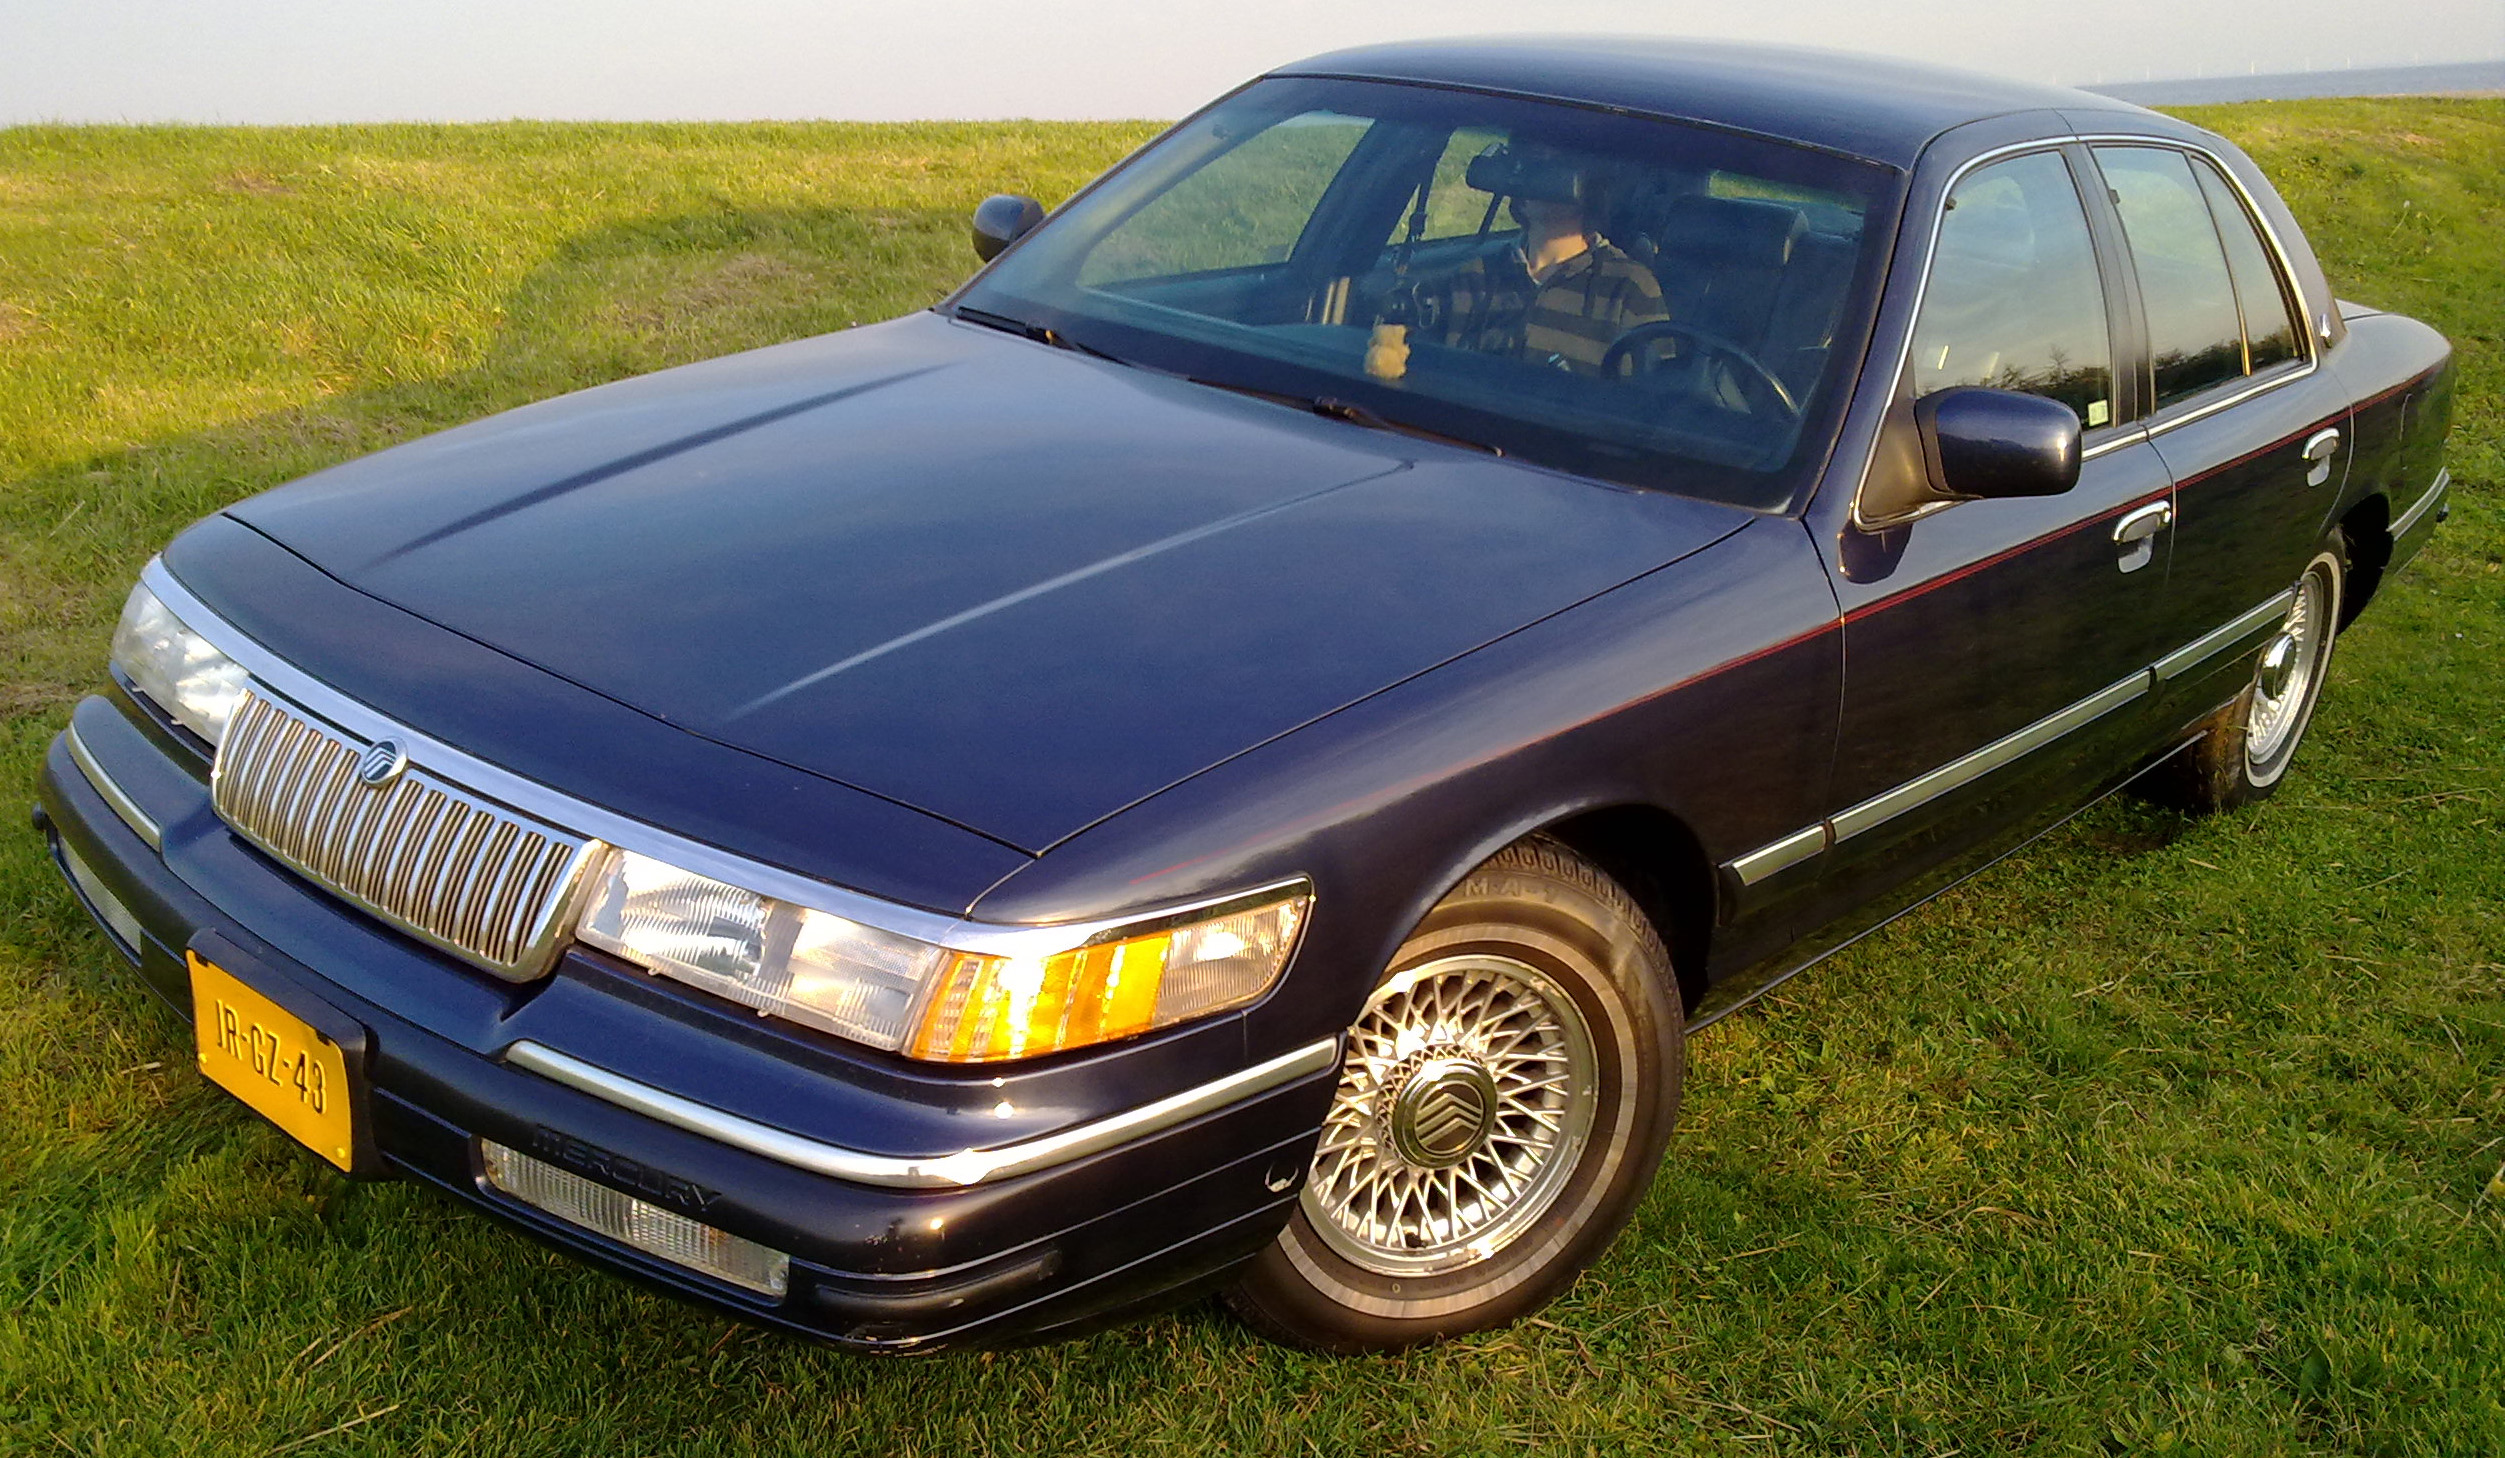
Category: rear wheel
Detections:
[
  {"x1": 2152, "y1": 544, "x2": 2345, "y2": 812},
  {"x1": 1229, "y1": 837, "x2": 1682, "y2": 1351}
]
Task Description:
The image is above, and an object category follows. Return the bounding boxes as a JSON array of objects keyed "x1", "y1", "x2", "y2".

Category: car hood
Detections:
[{"x1": 232, "y1": 311, "x2": 1751, "y2": 852}]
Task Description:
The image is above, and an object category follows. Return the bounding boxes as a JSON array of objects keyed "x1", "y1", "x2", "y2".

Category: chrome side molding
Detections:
[
  {"x1": 2393, "y1": 468, "x2": 2450, "y2": 539},
  {"x1": 2154, "y1": 591, "x2": 2294, "y2": 682},
  {"x1": 1729, "y1": 823, "x2": 1829, "y2": 887},
  {"x1": 504, "y1": 1036, "x2": 1340, "y2": 1189},
  {"x1": 1722, "y1": 588, "x2": 2298, "y2": 884},
  {"x1": 1828, "y1": 669, "x2": 2151, "y2": 843}
]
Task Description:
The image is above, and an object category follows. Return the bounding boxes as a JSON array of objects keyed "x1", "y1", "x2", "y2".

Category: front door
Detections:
[{"x1": 1816, "y1": 144, "x2": 2180, "y2": 901}]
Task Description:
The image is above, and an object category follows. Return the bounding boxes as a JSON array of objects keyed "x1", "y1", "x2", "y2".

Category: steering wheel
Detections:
[{"x1": 1600, "y1": 321, "x2": 1801, "y2": 419}]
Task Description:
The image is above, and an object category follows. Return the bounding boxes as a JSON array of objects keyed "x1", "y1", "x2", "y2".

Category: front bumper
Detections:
[{"x1": 36, "y1": 699, "x2": 1337, "y2": 1351}]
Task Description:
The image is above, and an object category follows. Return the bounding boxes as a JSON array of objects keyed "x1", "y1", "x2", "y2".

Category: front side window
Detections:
[
  {"x1": 957, "y1": 77, "x2": 1897, "y2": 509},
  {"x1": 2096, "y1": 146, "x2": 2251, "y2": 409},
  {"x1": 1907, "y1": 150, "x2": 2114, "y2": 429}
]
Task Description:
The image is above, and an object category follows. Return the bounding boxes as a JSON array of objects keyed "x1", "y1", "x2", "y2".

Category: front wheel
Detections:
[
  {"x1": 2153, "y1": 544, "x2": 2345, "y2": 812},
  {"x1": 1229, "y1": 837, "x2": 1683, "y2": 1351}
]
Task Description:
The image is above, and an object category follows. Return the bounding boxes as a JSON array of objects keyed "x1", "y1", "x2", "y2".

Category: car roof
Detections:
[{"x1": 1271, "y1": 36, "x2": 2157, "y2": 169}]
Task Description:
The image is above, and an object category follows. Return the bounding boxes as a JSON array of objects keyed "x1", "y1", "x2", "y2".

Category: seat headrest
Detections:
[
  {"x1": 1653, "y1": 197, "x2": 1808, "y2": 269},
  {"x1": 1464, "y1": 144, "x2": 1587, "y2": 207}
]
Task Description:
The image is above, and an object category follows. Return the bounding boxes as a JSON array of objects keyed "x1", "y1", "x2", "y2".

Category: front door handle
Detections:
[
  {"x1": 2113, "y1": 500, "x2": 2173, "y2": 574},
  {"x1": 2303, "y1": 427, "x2": 2341, "y2": 486}
]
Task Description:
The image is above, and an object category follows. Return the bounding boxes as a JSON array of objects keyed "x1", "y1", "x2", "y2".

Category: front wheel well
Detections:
[{"x1": 1537, "y1": 805, "x2": 1714, "y2": 1012}]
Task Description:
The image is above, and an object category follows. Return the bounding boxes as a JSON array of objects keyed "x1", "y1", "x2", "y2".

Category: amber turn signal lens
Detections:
[{"x1": 907, "y1": 893, "x2": 1307, "y2": 1062}]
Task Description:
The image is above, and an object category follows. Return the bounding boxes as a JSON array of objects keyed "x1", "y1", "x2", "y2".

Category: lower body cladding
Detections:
[{"x1": 35, "y1": 730, "x2": 1341, "y2": 1352}]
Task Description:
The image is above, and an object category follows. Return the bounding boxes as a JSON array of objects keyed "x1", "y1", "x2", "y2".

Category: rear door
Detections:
[{"x1": 2088, "y1": 143, "x2": 2348, "y2": 706}]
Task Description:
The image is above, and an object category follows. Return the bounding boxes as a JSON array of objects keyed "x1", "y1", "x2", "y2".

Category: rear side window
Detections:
[
  {"x1": 2095, "y1": 146, "x2": 2250, "y2": 408},
  {"x1": 2192, "y1": 159, "x2": 2304, "y2": 373},
  {"x1": 1908, "y1": 150, "x2": 2114, "y2": 429}
]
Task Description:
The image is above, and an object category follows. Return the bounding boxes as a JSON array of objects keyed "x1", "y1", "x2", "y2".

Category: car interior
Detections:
[{"x1": 1080, "y1": 123, "x2": 1871, "y2": 474}]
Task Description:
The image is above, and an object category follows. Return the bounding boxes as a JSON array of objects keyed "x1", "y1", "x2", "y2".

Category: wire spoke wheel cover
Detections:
[
  {"x1": 1304, "y1": 955, "x2": 1599, "y2": 1275},
  {"x1": 2243, "y1": 556, "x2": 2335, "y2": 782},
  {"x1": 1230, "y1": 837, "x2": 1680, "y2": 1351}
]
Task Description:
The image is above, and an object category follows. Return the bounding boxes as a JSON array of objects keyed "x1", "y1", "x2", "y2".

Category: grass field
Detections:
[{"x1": 2, "y1": 100, "x2": 2500, "y2": 1456}]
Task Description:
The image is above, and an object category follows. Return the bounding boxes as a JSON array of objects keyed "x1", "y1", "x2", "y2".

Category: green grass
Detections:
[{"x1": 2, "y1": 102, "x2": 2500, "y2": 1455}]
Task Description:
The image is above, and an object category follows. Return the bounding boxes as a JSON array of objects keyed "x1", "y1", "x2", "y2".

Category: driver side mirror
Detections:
[
  {"x1": 971, "y1": 194, "x2": 1046, "y2": 263},
  {"x1": 1914, "y1": 387, "x2": 2082, "y2": 500}
]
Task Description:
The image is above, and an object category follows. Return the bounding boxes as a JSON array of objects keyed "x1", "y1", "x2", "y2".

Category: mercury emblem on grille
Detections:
[{"x1": 354, "y1": 738, "x2": 410, "y2": 789}]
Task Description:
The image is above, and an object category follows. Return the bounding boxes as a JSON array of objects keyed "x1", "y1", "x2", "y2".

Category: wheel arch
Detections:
[
  {"x1": 2335, "y1": 491, "x2": 2390, "y2": 630},
  {"x1": 1533, "y1": 803, "x2": 1715, "y2": 1013}
]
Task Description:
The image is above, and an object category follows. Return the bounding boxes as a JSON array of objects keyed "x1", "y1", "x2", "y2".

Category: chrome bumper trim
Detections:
[
  {"x1": 1829, "y1": 669, "x2": 2151, "y2": 844},
  {"x1": 504, "y1": 1037, "x2": 1341, "y2": 1189},
  {"x1": 65, "y1": 723, "x2": 162, "y2": 850},
  {"x1": 2393, "y1": 468, "x2": 2450, "y2": 539},
  {"x1": 2154, "y1": 590, "x2": 2296, "y2": 682}
]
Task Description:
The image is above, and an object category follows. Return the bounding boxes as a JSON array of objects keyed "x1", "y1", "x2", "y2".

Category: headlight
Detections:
[
  {"x1": 574, "y1": 850, "x2": 1308, "y2": 1062},
  {"x1": 576, "y1": 851, "x2": 951, "y2": 1050},
  {"x1": 110, "y1": 579, "x2": 250, "y2": 746}
]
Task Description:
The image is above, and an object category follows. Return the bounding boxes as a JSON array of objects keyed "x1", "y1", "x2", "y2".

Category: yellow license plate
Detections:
[{"x1": 188, "y1": 950, "x2": 356, "y2": 1172}]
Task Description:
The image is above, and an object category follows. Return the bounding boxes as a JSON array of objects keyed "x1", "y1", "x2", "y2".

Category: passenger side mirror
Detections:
[
  {"x1": 971, "y1": 194, "x2": 1046, "y2": 262},
  {"x1": 1913, "y1": 387, "x2": 2082, "y2": 500}
]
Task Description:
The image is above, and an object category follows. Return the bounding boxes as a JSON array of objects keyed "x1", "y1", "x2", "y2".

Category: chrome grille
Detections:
[{"x1": 212, "y1": 691, "x2": 602, "y2": 980}]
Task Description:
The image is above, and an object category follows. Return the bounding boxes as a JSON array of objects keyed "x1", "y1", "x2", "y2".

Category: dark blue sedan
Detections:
[{"x1": 37, "y1": 38, "x2": 2454, "y2": 1351}]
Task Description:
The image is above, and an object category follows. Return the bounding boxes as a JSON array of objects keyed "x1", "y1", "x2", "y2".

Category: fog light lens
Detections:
[{"x1": 481, "y1": 1141, "x2": 790, "y2": 1297}]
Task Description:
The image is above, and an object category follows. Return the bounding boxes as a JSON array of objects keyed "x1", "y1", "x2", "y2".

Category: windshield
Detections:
[{"x1": 956, "y1": 77, "x2": 1898, "y2": 509}]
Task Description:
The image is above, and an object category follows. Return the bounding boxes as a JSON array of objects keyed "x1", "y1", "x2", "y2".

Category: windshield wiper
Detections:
[
  {"x1": 1188, "y1": 379, "x2": 1502, "y2": 457},
  {"x1": 952, "y1": 305, "x2": 1129, "y2": 365}
]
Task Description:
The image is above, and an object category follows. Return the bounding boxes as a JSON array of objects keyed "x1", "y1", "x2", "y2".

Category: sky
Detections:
[{"x1": 3, "y1": 0, "x2": 2502, "y2": 124}]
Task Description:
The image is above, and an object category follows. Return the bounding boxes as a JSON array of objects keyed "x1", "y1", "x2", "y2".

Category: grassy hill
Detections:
[{"x1": 2, "y1": 102, "x2": 2499, "y2": 1455}]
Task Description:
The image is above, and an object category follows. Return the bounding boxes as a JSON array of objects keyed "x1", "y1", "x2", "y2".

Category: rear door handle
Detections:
[
  {"x1": 2113, "y1": 500, "x2": 2173, "y2": 574},
  {"x1": 2303, "y1": 427, "x2": 2341, "y2": 486}
]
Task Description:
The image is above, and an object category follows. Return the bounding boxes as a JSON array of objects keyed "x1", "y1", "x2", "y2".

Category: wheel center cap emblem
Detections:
[
  {"x1": 354, "y1": 738, "x2": 410, "y2": 789},
  {"x1": 1389, "y1": 1057, "x2": 1500, "y2": 1168},
  {"x1": 2255, "y1": 633, "x2": 2300, "y2": 702}
]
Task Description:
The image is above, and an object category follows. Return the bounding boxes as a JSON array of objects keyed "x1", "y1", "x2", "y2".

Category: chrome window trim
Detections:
[
  {"x1": 2135, "y1": 356, "x2": 2316, "y2": 444},
  {"x1": 2077, "y1": 134, "x2": 2323, "y2": 363},
  {"x1": 2154, "y1": 590, "x2": 2294, "y2": 682},
  {"x1": 65, "y1": 722, "x2": 163, "y2": 850},
  {"x1": 504, "y1": 1036, "x2": 1340, "y2": 1188},
  {"x1": 1846, "y1": 138, "x2": 2089, "y2": 532},
  {"x1": 1847, "y1": 131, "x2": 2323, "y2": 531},
  {"x1": 143, "y1": 561, "x2": 1302, "y2": 963},
  {"x1": 2075, "y1": 135, "x2": 2322, "y2": 443},
  {"x1": 2393, "y1": 467, "x2": 2451, "y2": 538}
]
